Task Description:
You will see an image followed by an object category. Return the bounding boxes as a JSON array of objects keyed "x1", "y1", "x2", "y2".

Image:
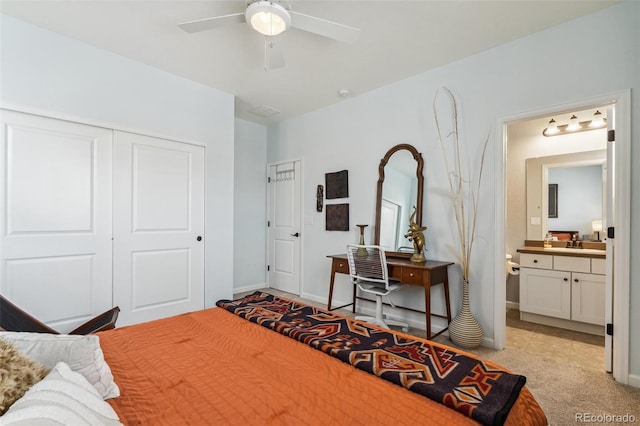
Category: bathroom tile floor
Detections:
[{"x1": 234, "y1": 288, "x2": 605, "y2": 372}]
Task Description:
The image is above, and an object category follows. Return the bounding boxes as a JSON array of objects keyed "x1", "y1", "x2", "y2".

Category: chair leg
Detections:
[
  {"x1": 385, "y1": 318, "x2": 410, "y2": 333},
  {"x1": 375, "y1": 295, "x2": 384, "y2": 323},
  {"x1": 355, "y1": 294, "x2": 409, "y2": 332}
]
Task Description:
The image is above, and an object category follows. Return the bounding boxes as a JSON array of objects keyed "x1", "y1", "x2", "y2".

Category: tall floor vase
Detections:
[{"x1": 448, "y1": 279, "x2": 483, "y2": 348}]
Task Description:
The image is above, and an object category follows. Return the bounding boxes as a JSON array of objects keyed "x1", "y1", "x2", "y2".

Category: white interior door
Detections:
[
  {"x1": 267, "y1": 161, "x2": 301, "y2": 295},
  {"x1": 0, "y1": 110, "x2": 113, "y2": 332},
  {"x1": 380, "y1": 199, "x2": 400, "y2": 251},
  {"x1": 113, "y1": 131, "x2": 204, "y2": 326}
]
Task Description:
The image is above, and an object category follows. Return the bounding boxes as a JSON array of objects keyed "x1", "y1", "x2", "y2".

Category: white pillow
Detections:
[
  {"x1": 1, "y1": 362, "x2": 122, "y2": 425},
  {"x1": 0, "y1": 332, "x2": 119, "y2": 400}
]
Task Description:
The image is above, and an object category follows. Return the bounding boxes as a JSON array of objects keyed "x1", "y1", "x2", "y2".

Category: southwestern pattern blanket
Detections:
[{"x1": 217, "y1": 291, "x2": 526, "y2": 426}]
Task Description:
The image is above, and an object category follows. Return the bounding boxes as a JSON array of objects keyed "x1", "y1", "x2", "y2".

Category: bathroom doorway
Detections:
[{"x1": 495, "y1": 91, "x2": 631, "y2": 384}]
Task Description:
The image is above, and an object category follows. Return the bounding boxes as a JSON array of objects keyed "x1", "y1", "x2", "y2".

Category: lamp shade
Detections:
[
  {"x1": 246, "y1": 1, "x2": 291, "y2": 36},
  {"x1": 567, "y1": 114, "x2": 580, "y2": 131},
  {"x1": 592, "y1": 219, "x2": 603, "y2": 232},
  {"x1": 590, "y1": 110, "x2": 605, "y2": 127},
  {"x1": 545, "y1": 118, "x2": 559, "y2": 135}
]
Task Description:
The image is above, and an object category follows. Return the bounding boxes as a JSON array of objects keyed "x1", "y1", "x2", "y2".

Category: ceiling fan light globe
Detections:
[{"x1": 246, "y1": 1, "x2": 291, "y2": 36}]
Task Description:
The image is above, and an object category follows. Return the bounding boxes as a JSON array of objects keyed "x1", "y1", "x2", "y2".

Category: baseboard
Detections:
[
  {"x1": 505, "y1": 301, "x2": 519, "y2": 310},
  {"x1": 628, "y1": 373, "x2": 640, "y2": 388},
  {"x1": 233, "y1": 283, "x2": 267, "y2": 295},
  {"x1": 299, "y1": 291, "x2": 327, "y2": 306}
]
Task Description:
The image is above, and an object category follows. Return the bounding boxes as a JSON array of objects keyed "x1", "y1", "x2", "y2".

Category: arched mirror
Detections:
[{"x1": 374, "y1": 144, "x2": 424, "y2": 255}]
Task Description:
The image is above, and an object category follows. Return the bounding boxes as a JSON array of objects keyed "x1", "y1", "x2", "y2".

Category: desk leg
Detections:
[
  {"x1": 443, "y1": 270, "x2": 452, "y2": 323},
  {"x1": 327, "y1": 266, "x2": 337, "y2": 311},
  {"x1": 424, "y1": 279, "x2": 432, "y2": 340},
  {"x1": 352, "y1": 284, "x2": 356, "y2": 313}
]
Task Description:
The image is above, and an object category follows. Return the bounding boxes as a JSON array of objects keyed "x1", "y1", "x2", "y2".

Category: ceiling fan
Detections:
[{"x1": 178, "y1": 0, "x2": 361, "y2": 70}]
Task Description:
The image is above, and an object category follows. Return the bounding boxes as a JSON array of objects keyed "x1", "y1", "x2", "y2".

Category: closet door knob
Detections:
[{"x1": 197, "y1": 236, "x2": 202, "y2": 241}]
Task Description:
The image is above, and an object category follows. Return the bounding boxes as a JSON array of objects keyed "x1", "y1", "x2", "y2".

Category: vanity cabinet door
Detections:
[
  {"x1": 519, "y1": 268, "x2": 571, "y2": 320},
  {"x1": 571, "y1": 272, "x2": 606, "y2": 325}
]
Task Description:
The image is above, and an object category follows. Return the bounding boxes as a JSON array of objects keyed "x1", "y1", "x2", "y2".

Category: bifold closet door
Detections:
[
  {"x1": 0, "y1": 110, "x2": 113, "y2": 332},
  {"x1": 112, "y1": 131, "x2": 205, "y2": 326}
]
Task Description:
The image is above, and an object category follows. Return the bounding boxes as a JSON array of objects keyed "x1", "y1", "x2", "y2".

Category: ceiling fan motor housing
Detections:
[{"x1": 246, "y1": 1, "x2": 291, "y2": 36}]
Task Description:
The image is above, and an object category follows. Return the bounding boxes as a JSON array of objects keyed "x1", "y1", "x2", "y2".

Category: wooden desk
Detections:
[{"x1": 326, "y1": 254, "x2": 453, "y2": 340}]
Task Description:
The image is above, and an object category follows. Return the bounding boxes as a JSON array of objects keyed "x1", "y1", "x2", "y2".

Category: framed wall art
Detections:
[
  {"x1": 325, "y1": 170, "x2": 349, "y2": 199},
  {"x1": 325, "y1": 203, "x2": 349, "y2": 231}
]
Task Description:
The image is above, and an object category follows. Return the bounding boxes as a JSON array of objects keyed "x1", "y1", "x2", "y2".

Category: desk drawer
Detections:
[
  {"x1": 333, "y1": 258, "x2": 349, "y2": 274},
  {"x1": 401, "y1": 268, "x2": 424, "y2": 285}
]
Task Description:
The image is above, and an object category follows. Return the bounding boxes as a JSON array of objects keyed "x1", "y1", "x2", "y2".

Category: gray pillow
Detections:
[{"x1": 0, "y1": 332, "x2": 119, "y2": 400}]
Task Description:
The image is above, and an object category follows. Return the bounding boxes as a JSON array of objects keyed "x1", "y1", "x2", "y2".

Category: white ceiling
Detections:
[{"x1": 0, "y1": 0, "x2": 618, "y2": 125}]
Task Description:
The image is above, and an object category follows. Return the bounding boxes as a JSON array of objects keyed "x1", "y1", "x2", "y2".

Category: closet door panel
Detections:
[
  {"x1": 113, "y1": 131, "x2": 204, "y2": 326},
  {"x1": 0, "y1": 110, "x2": 113, "y2": 332}
]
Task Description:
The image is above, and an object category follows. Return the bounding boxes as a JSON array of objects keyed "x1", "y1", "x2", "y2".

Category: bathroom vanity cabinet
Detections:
[{"x1": 517, "y1": 248, "x2": 606, "y2": 335}]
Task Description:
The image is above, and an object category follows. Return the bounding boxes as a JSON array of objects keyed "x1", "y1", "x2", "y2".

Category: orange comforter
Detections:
[{"x1": 100, "y1": 307, "x2": 546, "y2": 425}]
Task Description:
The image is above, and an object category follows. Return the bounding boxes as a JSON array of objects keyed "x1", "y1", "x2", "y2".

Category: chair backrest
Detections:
[
  {"x1": 0, "y1": 295, "x2": 59, "y2": 334},
  {"x1": 1, "y1": 294, "x2": 120, "y2": 335},
  {"x1": 346, "y1": 245, "x2": 390, "y2": 289}
]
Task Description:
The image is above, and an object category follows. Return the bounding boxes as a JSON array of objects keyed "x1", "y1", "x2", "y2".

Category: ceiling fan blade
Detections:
[
  {"x1": 264, "y1": 38, "x2": 285, "y2": 71},
  {"x1": 178, "y1": 13, "x2": 245, "y2": 34},
  {"x1": 289, "y1": 11, "x2": 360, "y2": 43}
]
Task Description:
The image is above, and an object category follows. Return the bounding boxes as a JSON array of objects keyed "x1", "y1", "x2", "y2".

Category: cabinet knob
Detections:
[
  {"x1": 574, "y1": 278, "x2": 579, "y2": 283},
  {"x1": 409, "y1": 273, "x2": 414, "y2": 277},
  {"x1": 564, "y1": 277, "x2": 569, "y2": 282},
  {"x1": 197, "y1": 236, "x2": 202, "y2": 241},
  {"x1": 339, "y1": 263, "x2": 343, "y2": 267},
  {"x1": 533, "y1": 259, "x2": 538, "y2": 263}
]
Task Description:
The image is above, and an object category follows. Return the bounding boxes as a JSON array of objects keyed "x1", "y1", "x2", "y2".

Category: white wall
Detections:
[
  {"x1": 234, "y1": 119, "x2": 267, "y2": 293},
  {"x1": 267, "y1": 2, "x2": 640, "y2": 377},
  {"x1": 0, "y1": 15, "x2": 236, "y2": 307}
]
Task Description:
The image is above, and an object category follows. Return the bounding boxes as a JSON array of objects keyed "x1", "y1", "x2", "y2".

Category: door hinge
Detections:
[
  {"x1": 268, "y1": 177, "x2": 271, "y2": 183},
  {"x1": 607, "y1": 129, "x2": 615, "y2": 142},
  {"x1": 267, "y1": 265, "x2": 270, "y2": 271},
  {"x1": 607, "y1": 227, "x2": 614, "y2": 239},
  {"x1": 267, "y1": 221, "x2": 270, "y2": 227},
  {"x1": 606, "y1": 323, "x2": 613, "y2": 336}
]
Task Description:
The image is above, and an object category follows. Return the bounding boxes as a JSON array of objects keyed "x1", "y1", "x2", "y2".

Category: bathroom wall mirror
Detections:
[
  {"x1": 374, "y1": 144, "x2": 424, "y2": 254},
  {"x1": 526, "y1": 150, "x2": 606, "y2": 240}
]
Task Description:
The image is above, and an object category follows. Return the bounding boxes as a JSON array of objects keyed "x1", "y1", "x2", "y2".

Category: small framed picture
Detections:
[{"x1": 548, "y1": 183, "x2": 558, "y2": 218}]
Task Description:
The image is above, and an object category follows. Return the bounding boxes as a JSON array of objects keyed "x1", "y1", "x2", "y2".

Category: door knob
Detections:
[
  {"x1": 291, "y1": 232, "x2": 300, "y2": 237},
  {"x1": 197, "y1": 236, "x2": 202, "y2": 241}
]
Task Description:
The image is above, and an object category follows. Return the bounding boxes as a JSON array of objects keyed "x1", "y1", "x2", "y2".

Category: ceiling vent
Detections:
[{"x1": 248, "y1": 104, "x2": 281, "y2": 118}]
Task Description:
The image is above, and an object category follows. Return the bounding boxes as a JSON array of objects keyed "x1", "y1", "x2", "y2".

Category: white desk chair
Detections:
[{"x1": 346, "y1": 244, "x2": 409, "y2": 332}]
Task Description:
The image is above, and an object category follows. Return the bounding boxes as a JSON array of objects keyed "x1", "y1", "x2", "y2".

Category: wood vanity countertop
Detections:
[{"x1": 517, "y1": 246, "x2": 606, "y2": 259}]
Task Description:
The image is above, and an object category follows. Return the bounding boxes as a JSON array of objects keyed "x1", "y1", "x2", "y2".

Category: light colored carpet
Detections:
[{"x1": 236, "y1": 288, "x2": 640, "y2": 425}]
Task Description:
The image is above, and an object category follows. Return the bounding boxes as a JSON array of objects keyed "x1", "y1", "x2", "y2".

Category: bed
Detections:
[
  {"x1": 1, "y1": 291, "x2": 546, "y2": 425},
  {"x1": 94, "y1": 291, "x2": 546, "y2": 426},
  {"x1": 549, "y1": 230, "x2": 578, "y2": 241}
]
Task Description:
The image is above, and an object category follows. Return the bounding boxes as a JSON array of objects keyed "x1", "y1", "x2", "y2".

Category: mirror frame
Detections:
[{"x1": 374, "y1": 143, "x2": 424, "y2": 256}]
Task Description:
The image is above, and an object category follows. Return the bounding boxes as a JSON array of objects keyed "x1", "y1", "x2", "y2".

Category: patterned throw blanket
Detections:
[{"x1": 217, "y1": 291, "x2": 526, "y2": 426}]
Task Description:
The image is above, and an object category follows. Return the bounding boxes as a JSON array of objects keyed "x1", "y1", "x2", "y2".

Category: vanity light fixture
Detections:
[
  {"x1": 246, "y1": 1, "x2": 291, "y2": 36},
  {"x1": 542, "y1": 112, "x2": 607, "y2": 137}
]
